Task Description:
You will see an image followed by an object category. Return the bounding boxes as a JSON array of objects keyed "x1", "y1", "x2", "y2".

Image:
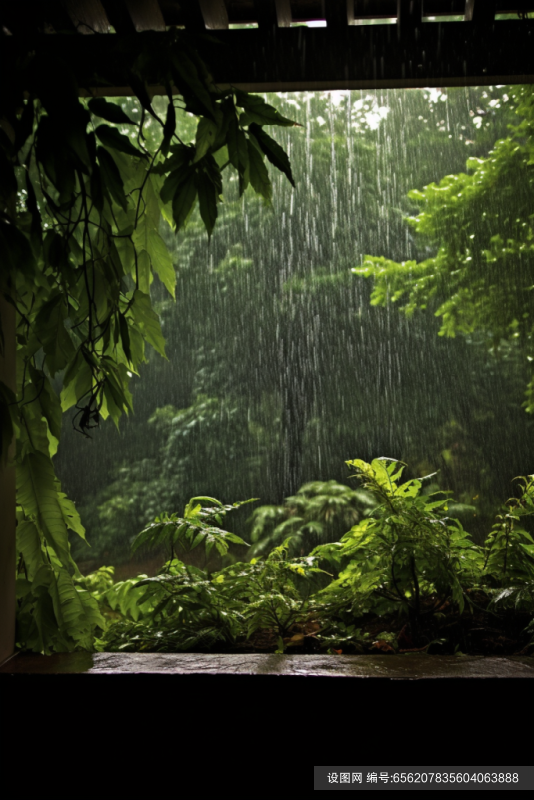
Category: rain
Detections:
[{"x1": 54, "y1": 86, "x2": 534, "y2": 574}]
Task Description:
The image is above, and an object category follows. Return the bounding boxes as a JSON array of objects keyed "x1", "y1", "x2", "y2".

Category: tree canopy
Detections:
[{"x1": 355, "y1": 85, "x2": 534, "y2": 413}]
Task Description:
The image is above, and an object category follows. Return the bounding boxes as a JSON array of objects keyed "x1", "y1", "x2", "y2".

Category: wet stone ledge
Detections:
[{"x1": 1, "y1": 652, "x2": 534, "y2": 678}]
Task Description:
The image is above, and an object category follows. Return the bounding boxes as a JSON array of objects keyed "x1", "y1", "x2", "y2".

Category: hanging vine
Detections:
[{"x1": 0, "y1": 29, "x2": 298, "y2": 653}]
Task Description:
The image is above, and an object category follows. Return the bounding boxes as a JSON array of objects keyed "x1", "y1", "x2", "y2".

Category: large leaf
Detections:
[
  {"x1": 94, "y1": 125, "x2": 148, "y2": 159},
  {"x1": 146, "y1": 228, "x2": 176, "y2": 299},
  {"x1": 247, "y1": 139, "x2": 272, "y2": 204},
  {"x1": 130, "y1": 290, "x2": 166, "y2": 358},
  {"x1": 194, "y1": 117, "x2": 218, "y2": 163},
  {"x1": 32, "y1": 292, "x2": 76, "y2": 376},
  {"x1": 97, "y1": 147, "x2": 128, "y2": 210},
  {"x1": 249, "y1": 124, "x2": 295, "y2": 187},
  {"x1": 196, "y1": 170, "x2": 218, "y2": 238},
  {"x1": 16, "y1": 519, "x2": 46, "y2": 581},
  {"x1": 172, "y1": 173, "x2": 197, "y2": 232},
  {"x1": 16, "y1": 451, "x2": 73, "y2": 570},
  {"x1": 88, "y1": 98, "x2": 136, "y2": 126},
  {"x1": 235, "y1": 91, "x2": 299, "y2": 128}
]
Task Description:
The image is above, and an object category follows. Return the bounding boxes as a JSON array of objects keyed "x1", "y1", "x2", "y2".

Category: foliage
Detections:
[
  {"x1": 248, "y1": 480, "x2": 376, "y2": 558},
  {"x1": 71, "y1": 394, "x2": 263, "y2": 565},
  {"x1": 87, "y1": 461, "x2": 534, "y2": 656},
  {"x1": 483, "y1": 474, "x2": 534, "y2": 585},
  {"x1": 64, "y1": 84, "x2": 534, "y2": 565},
  {"x1": 354, "y1": 85, "x2": 534, "y2": 411},
  {"x1": 131, "y1": 495, "x2": 254, "y2": 560},
  {"x1": 98, "y1": 515, "x2": 326, "y2": 653},
  {"x1": 312, "y1": 459, "x2": 484, "y2": 632},
  {"x1": 0, "y1": 31, "x2": 298, "y2": 652}
]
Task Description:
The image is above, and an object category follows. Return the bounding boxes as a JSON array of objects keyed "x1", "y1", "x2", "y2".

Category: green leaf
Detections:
[
  {"x1": 97, "y1": 147, "x2": 128, "y2": 210},
  {"x1": 249, "y1": 124, "x2": 295, "y2": 187},
  {"x1": 146, "y1": 228, "x2": 175, "y2": 299},
  {"x1": 235, "y1": 91, "x2": 299, "y2": 128},
  {"x1": 94, "y1": 125, "x2": 148, "y2": 160},
  {"x1": 247, "y1": 139, "x2": 272, "y2": 204},
  {"x1": 88, "y1": 98, "x2": 136, "y2": 125},
  {"x1": 131, "y1": 290, "x2": 166, "y2": 358},
  {"x1": 162, "y1": 99, "x2": 176, "y2": 157},
  {"x1": 160, "y1": 162, "x2": 194, "y2": 204},
  {"x1": 32, "y1": 293, "x2": 76, "y2": 376},
  {"x1": 119, "y1": 313, "x2": 132, "y2": 363},
  {"x1": 127, "y1": 70, "x2": 159, "y2": 121},
  {"x1": 60, "y1": 351, "x2": 93, "y2": 412},
  {"x1": 172, "y1": 53, "x2": 214, "y2": 120},
  {"x1": 194, "y1": 117, "x2": 218, "y2": 163},
  {"x1": 17, "y1": 519, "x2": 46, "y2": 581},
  {"x1": 16, "y1": 451, "x2": 73, "y2": 570},
  {"x1": 172, "y1": 173, "x2": 197, "y2": 232},
  {"x1": 196, "y1": 170, "x2": 218, "y2": 238}
]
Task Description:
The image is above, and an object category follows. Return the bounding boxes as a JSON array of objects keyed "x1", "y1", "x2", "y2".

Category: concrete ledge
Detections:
[{"x1": 2, "y1": 652, "x2": 534, "y2": 678}]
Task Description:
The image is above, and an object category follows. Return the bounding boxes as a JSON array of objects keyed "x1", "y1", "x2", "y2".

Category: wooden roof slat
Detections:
[
  {"x1": 62, "y1": 0, "x2": 110, "y2": 34},
  {"x1": 422, "y1": 0, "x2": 465, "y2": 17},
  {"x1": 172, "y1": 1, "x2": 206, "y2": 30},
  {"x1": 353, "y1": 0, "x2": 397, "y2": 19},
  {"x1": 100, "y1": 0, "x2": 137, "y2": 33},
  {"x1": 397, "y1": 0, "x2": 423, "y2": 27},
  {"x1": 465, "y1": 0, "x2": 497, "y2": 21},
  {"x1": 198, "y1": 0, "x2": 229, "y2": 28},
  {"x1": 123, "y1": 0, "x2": 166, "y2": 30},
  {"x1": 253, "y1": 0, "x2": 292, "y2": 28},
  {"x1": 4, "y1": 21, "x2": 534, "y2": 91},
  {"x1": 323, "y1": 0, "x2": 353, "y2": 27}
]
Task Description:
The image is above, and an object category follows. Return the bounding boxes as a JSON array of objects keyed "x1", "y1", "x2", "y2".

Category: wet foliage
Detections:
[{"x1": 80, "y1": 459, "x2": 534, "y2": 657}]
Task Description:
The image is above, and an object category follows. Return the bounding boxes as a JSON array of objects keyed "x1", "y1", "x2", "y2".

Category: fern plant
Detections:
[
  {"x1": 131, "y1": 495, "x2": 256, "y2": 561},
  {"x1": 312, "y1": 458, "x2": 484, "y2": 639},
  {"x1": 483, "y1": 474, "x2": 534, "y2": 585},
  {"x1": 248, "y1": 480, "x2": 376, "y2": 558}
]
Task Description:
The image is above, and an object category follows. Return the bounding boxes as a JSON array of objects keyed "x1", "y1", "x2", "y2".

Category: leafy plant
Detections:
[
  {"x1": 354, "y1": 85, "x2": 534, "y2": 412},
  {"x1": 83, "y1": 462, "x2": 534, "y2": 655},
  {"x1": 483, "y1": 474, "x2": 534, "y2": 583},
  {"x1": 1, "y1": 33, "x2": 298, "y2": 652},
  {"x1": 249, "y1": 480, "x2": 376, "y2": 558},
  {"x1": 312, "y1": 458, "x2": 484, "y2": 638},
  {"x1": 131, "y1": 495, "x2": 255, "y2": 561}
]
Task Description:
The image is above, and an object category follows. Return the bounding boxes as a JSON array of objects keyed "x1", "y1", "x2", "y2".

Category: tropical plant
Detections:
[
  {"x1": 96, "y1": 494, "x2": 327, "y2": 653},
  {"x1": 1, "y1": 31, "x2": 298, "y2": 653},
  {"x1": 85, "y1": 461, "x2": 534, "y2": 656},
  {"x1": 249, "y1": 479, "x2": 376, "y2": 558},
  {"x1": 312, "y1": 458, "x2": 485, "y2": 638},
  {"x1": 354, "y1": 84, "x2": 534, "y2": 412},
  {"x1": 483, "y1": 474, "x2": 534, "y2": 585}
]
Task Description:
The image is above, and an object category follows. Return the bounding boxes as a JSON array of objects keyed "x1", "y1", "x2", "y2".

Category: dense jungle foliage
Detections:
[
  {"x1": 0, "y1": 32, "x2": 298, "y2": 652},
  {"x1": 61, "y1": 83, "x2": 534, "y2": 573},
  {"x1": 3, "y1": 26, "x2": 534, "y2": 653},
  {"x1": 79, "y1": 458, "x2": 534, "y2": 656}
]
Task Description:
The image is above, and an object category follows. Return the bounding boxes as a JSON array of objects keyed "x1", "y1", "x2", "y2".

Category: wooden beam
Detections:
[
  {"x1": 4, "y1": 22, "x2": 534, "y2": 92},
  {"x1": 465, "y1": 0, "x2": 497, "y2": 22},
  {"x1": 0, "y1": 295, "x2": 16, "y2": 665},
  {"x1": 123, "y1": 0, "x2": 166, "y2": 31},
  {"x1": 198, "y1": 0, "x2": 229, "y2": 28},
  {"x1": 62, "y1": 0, "x2": 110, "y2": 34},
  {"x1": 176, "y1": 1, "x2": 207, "y2": 30},
  {"x1": 397, "y1": 0, "x2": 423, "y2": 29},
  {"x1": 353, "y1": 0, "x2": 397, "y2": 20},
  {"x1": 324, "y1": 0, "x2": 353, "y2": 27},
  {"x1": 253, "y1": 0, "x2": 292, "y2": 28}
]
